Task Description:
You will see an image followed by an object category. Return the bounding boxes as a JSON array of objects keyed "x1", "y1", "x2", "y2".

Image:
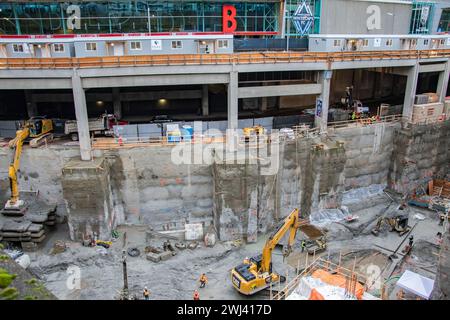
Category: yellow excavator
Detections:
[
  {"x1": 2, "y1": 118, "x2": 53, "y2": 215},
  {"x1": 230, "y1": 208, "x2": 306, "y2": 295}
]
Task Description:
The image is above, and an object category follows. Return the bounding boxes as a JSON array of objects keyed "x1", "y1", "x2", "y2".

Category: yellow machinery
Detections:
[
  {"x1": 3, "y1": 118, "x2": 53, "y2": 214},
  {"x1": 243, "y1": 125, "x2": 265, "y2": 142},
  {"x1": 371, "y1": 206, "x2": 410, "y2": 237},
  {"x1": 230, "y1": 208, "x2": 305, "y2": 295}
]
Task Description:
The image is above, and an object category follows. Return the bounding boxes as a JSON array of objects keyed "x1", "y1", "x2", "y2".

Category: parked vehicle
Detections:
[{"x1": 64, "y1": 113, "x2": 127, "y2": 141}]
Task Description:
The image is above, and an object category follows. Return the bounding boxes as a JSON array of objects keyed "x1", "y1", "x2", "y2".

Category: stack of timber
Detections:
[
  {"x1": 0, "y1": 195, "x2": 57, "y2": 250},
  {"x1": 408, "y1": 179, "x2": 450, "y2": 214}
]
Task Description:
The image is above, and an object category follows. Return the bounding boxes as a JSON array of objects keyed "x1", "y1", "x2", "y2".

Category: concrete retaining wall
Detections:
[{"x1": 0, "y1": 121, "x2": 448, "y2": 242}]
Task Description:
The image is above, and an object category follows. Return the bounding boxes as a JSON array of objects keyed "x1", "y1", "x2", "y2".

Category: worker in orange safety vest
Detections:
[{"x1": 193, "y1": 290, "x2": 200, "y2": 300}]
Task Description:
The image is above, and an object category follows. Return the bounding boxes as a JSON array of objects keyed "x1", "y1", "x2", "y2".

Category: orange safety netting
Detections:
[{"x1": 309, "y1": 269, "x2": 365, "y2": 300}]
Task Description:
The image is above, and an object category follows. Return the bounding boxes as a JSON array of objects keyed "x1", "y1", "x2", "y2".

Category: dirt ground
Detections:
[{"x1": 20, "y1": 199, "x2": 446, "y2": 300}]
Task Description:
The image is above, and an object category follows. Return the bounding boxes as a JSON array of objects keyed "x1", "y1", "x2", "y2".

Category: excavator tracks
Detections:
[{"x1": 29, "y1": 133, "x2": 53, "y2": 148}]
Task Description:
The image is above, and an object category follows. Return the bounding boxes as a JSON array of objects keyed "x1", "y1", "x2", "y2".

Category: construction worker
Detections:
[
  {"x1": 351, "y1": 111, "x2": 356, "y2": 121},
  {"x1": 436, "y1": 232, "x2": 443, "y2": 246},
  {"x1": 199, "y1": 273, "x2": 208, "y2": 288},
  {"x1": 243, "y1": 257, "x2": 250, "y2": 264},
  {"x1": 193, "y1": 290, "x2": 200, "y2": 300},
  {"x1": 396, "y1": 289, "x2": 405, "y2": 300},
  {"x1": 143, "y1": 286, "x2": 150, "y2": 300},
  {"x1": 301, "y1": 240, "x2": 306, "y2": 253},
  {"x1": 439, "y1": 213, "x2": 445, "y2": 226},
  {"x1": 408, "y1": 235, "x2": 414, "y2": 247}
]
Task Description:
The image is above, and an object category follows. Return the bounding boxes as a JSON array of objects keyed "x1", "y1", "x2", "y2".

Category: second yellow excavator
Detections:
[
  {"x1": 230, "y1": 208, "x2": 306, "y2": 295},
  {"x1": 2, "y1": 118, "x2": 53, "y2": 215}
]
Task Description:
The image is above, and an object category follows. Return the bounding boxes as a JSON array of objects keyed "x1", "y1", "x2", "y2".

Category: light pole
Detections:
[{"x1": 147, "y1": 6, "x2": 151, "y2": 33}]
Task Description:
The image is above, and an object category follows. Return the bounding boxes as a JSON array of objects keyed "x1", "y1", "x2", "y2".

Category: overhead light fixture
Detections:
[
  {"x1": 158, "y1": 99, "x2": 167, "y2": 106},
  {"x1": 110, "y1": 43, "x2": 115, "y2": 46},
  {"x1": 96, "y1": 100, "x2": 104, "y2": 107}
]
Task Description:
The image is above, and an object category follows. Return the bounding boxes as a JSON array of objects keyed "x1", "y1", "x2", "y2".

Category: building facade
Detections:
[{"x1": 0, "y1": 1, "x2": 449, "y2": 38}]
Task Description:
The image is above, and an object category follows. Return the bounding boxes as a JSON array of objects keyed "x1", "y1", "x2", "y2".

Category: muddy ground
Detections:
[{"x1": 20, "y1": 198, "x2": 446, "y2": 300}]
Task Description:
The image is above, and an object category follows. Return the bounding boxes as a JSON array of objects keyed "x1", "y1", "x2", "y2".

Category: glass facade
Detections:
[
  {"x1": 284, "y1": 0, "x2": 321, "y2": 37},
  {"x1": 0, "y1": 1, "x2": 282, "y2": 36},
  {"x1": 438, "y1": 8, "x2": 450, "y2": 32}
]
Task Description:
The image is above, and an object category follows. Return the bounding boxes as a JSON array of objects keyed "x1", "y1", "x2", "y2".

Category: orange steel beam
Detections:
[{"x1": 0, "y1": 49, "x2": 449, "y2": 69}]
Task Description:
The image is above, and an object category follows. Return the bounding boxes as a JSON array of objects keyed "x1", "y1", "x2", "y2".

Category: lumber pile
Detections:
[
  {"x1": 429, "y1": 180, "x2": 450, "y2": 200},
  {"x1": 0, "y1": 200, "x2": 57, "y2": 250}
]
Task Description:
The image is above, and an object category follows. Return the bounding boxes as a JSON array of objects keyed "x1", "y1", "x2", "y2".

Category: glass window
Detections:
[
  {"x1": 12, "y1": 44, "x2": 24, "y2": 53},
  {"x1": 333, "y1": 39, "x2": 341, "y2": 47},
  {"x1": 424, "y1": 39, "x2": 429, "y2": 45},
  {"x1": 362, "y1": 39, "x2": 369, "y2": 47},
  {"x1": 171, "y1": 40, "x2": 182, "y2": 49},
  {"x1": 0, "y1": 1, "x2": 281, "y2": 36},
  {"x1": 385, "y1": 39, "x2": 393, "y2": 46},
  {"x1": 440, "y1": 39, "x2": 445, "y2": 45},
  {"x1": 218, "y1": 40, "x2": 228, "y2": 48},
  {"x1": 53, "y1": 44, "x2": 64, "y2": 52},
  {"x1": 86, "y1": 42, "x2": 97, "y2": 51},
  {"x1": 130, "y1": 41, "x2": 142, "y2": 50}
]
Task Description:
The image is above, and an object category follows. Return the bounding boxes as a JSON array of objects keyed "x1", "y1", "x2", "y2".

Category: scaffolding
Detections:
[{"x1": 270, "y1": 254, "x2": 370, "y2": 300}]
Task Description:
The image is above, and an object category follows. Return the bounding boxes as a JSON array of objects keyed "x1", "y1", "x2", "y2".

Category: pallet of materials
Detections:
[
  {"x1": 411, "y1": 102, "x2": 444, "y2": 124},
  {"x1": 408, "y1": 179, "x2": 450, "y2": 214}
]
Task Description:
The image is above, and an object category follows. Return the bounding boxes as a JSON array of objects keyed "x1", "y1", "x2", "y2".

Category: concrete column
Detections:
[
  {"x1": 402, "y1": 64, "x2": 419, "y2": 120},
  {"x1": 315, "y1": 70, "x2": 332, "y2": 133},
  {"x1": 437, "y1": 61, "x2": 450, "y2": 103},
  {"x1": 227, "y1": 71, "x2": 238, "y2": 130},
  {"x1": 24, "y1": 90, "x2": 37, "y2": 118},
  {"x1": 261, "y1": 97, "x2": 268, "y2": 112},
  {"x1": 71, "y1": 69, "x2": 92, "y2": 161},
  {"x1": 112, "y1": 87, "x2": 122, "y2": 119},
  {"x1": 260, "y1": 82, "x2": 268, "y2": 112},
  {"x1": 202, "y1": 84, "x2": 209, "y2": 116}
]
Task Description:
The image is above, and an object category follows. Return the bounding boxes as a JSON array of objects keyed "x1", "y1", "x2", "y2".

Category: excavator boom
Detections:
[
  {"x1": 4, "y1": 127, "x2": 29, "y2": 212},
  {"x1": 261, "y1": 208, "x2": 301, "y2": 272}
]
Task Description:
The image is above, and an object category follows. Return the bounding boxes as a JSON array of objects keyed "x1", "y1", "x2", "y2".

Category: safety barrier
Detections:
[
  {"x1": 1, "y1": 49, "x2": 450, "y2": 70},
  {"x1": 91, "y1": 114, "x2": 408, "y2": 150}
]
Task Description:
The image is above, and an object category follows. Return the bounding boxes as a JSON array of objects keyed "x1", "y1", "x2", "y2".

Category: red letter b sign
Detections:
[{"x1": 223, "y1": 5, "x2": 237, "y2": 33}]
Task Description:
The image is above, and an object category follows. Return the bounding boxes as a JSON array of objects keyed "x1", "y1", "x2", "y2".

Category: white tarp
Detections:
[
  {"x1": 309, "y1": 209, "x2": 346, "y2": 227},
  {"x1": 185, "y1": 223, "x2": 203, "y2": 241},
  {"x1": 396, "y1": 270, "x2": 435, "y2": 300}
]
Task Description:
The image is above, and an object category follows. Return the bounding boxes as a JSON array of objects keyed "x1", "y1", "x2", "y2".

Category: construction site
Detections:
[{"x1": 0, "y1": 0, "x2": 450, "y2": 302}]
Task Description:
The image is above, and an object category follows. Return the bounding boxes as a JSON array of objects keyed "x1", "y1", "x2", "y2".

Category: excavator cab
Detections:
[{"x1": 27, "y1": 117, "x2": 53, "y2": 138}]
